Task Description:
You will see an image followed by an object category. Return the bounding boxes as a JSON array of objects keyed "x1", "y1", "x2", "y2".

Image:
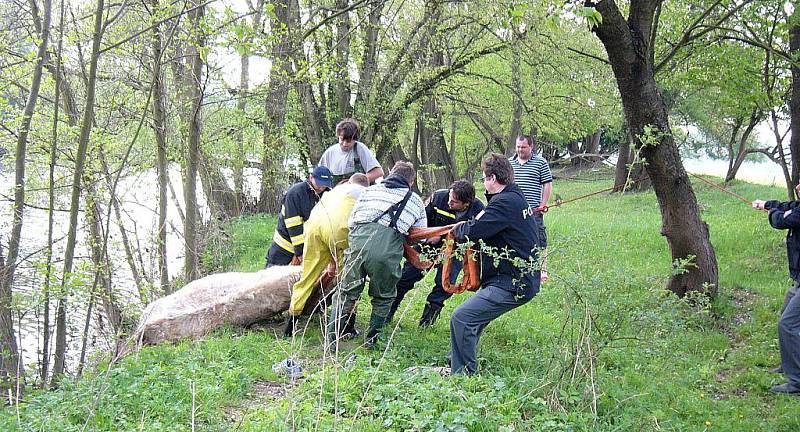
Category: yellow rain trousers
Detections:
[{"x1": 289, "y1": 185, "x2": 359, "y2": 316}]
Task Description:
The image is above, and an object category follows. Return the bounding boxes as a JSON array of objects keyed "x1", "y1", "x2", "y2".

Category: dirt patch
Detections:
[
  {"x1": 253, "y1": 380, "x2": 287, "y2": 398},
  {"x1": 712, "y1": 287, "x2": 759, "y2": 401},
  {"x1": 719, "y1": 287, "x2": 757, "y2": 341}
]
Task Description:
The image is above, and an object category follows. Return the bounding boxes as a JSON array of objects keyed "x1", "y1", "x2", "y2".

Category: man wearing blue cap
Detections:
[{"x1": 265, "y1": 166, "x2": 334, "y2": 267}]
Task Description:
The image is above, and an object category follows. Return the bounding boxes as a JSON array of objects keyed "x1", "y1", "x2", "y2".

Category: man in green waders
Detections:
[{"x1": 326, "y1": 161, "x2": 427, "y2": 349}]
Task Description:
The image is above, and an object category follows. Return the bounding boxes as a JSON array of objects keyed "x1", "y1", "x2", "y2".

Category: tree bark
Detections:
[
  {"x1": 183, "y1": 0, "x2": 206, "y2": 283},
  {"x1": 99, "y1": 151, "x2": 146, "y2": 302},
  {"x1": 197, "y1": 147, "x2": 239, "y2": 219},
  {"x1": 257, "y1": 0, "x2": 294, "y2": 213},
  {"x1": 0, "y1": 0, "x2": 52, "y2": 395},
  {"x1": 84, "y1": 169, "x2": 122, "y2": 335},
  {"x1": 592, "y1": 0, "x2": 718, "y2": 297},
  {"x1": 789, "y1": 10, "x2": 800, "y2": 198},
  {"x1": 507, "y1": 29, "x2": 523, "y2": 150},
  {"x1": 150, "y1": 0, "x2": 170, "y2": 294},
  {"x1": 41, "y1": 0, "x2": 66, "y2": 386},
  {"x1": 354, "y1": 1, "x2": 383, "y2": 112},
  {"x1": 419, "y1": 97, "x2": 454, "y2": 192},
  {"x1": 53, "y1": 0, "x2": 105, "y2": 383},
  {"x1": 288, "y1": 0, "x2": 326, "y2": 163},
  {"x1": 613, "y1": 136, "x2": 631, "y2": 191},
  {"x1": 333, "y1": 0, "x2": 352, "y2": 119}
]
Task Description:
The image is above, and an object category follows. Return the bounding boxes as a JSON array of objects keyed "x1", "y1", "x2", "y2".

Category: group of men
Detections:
[{"x1": 264, "y1": 118, "x2": 553, "y2": 375}]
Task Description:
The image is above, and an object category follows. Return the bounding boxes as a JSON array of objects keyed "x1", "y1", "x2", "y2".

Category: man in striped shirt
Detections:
[
  {"x1": 327, "y1": 161, "x2": 427, "y2": 349},
  {"x1": 509, "y1": 135, "x2": 552, "y2": 281}
]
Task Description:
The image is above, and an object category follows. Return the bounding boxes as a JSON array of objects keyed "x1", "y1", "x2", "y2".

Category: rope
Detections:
[
  {"x1": 534, "y1": 175, "x2": 651, "y2": 214},
  {"x1": 534, "y1": 172, "x2": 755, "y2": 216},
  {"x1": 687, "y1": 172, "x2": 752, "y2": 205}
]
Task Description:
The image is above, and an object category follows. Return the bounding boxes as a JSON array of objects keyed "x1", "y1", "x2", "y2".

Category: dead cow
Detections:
[{"x1": 134, "y1": 266, "x2": 322, "y2": 345}]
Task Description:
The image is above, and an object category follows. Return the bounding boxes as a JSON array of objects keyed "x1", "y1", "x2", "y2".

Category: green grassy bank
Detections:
[{"x1": 2, "y1": 170, "x2": 799, "y2": 431}]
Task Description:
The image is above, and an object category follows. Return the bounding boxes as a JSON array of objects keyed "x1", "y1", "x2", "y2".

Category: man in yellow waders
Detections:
[{"x1": 283, "y1": 173, "x2": 370, "y2": 337}]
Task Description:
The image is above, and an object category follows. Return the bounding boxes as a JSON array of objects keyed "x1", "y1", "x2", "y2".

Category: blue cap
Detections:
[{"x1": 312, "y1": 166, "x2": 334, "y2": 189}]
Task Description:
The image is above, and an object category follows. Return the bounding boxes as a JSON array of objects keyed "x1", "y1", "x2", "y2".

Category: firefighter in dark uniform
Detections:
[
  {"x1": 386, "y1": 180, "x2": 484, "y2": 326},
  {"x1": 265, "y1": 166, "x2": 334, "y2": 267}
]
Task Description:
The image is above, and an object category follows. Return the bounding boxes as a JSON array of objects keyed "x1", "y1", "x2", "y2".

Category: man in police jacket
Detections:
[
  {"x1": 449, "y1": 153, "x2": 542, "y2": 375},
  {"x1": 386, "y1": 180, "x2": 484, "y2": 327}
]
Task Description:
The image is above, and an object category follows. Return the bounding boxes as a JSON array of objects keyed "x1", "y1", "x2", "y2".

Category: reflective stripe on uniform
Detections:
[
  {"x1": 273, "y1": 231, "x2": 294, "y2": 253},
  {"x1": 290, "y1": 234, "x2": 305, "y2": 246},
  {"x1": 434, "y1": 207, "x2": 456, "y2": 219},
  {"x1": 285, "y1": 215, "x2": 304, "y2": 228}
]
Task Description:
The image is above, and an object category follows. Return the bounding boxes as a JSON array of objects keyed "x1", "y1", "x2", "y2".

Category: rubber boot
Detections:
[
  {"x1": 418, "y1": 303, "x2": 442, "y2": 328},
  {"x1": 341, "y1": 313, "x2": 360, "y2": 340},
  {"x1": 282, "y1": 315, "x2": 296, "y2": 338},
  {"x1": 364, "y1": 314, "x2": 387, "y2": 349},
  {"x1": 385, "y1": 304, "x2": 398, "y2": 325}
]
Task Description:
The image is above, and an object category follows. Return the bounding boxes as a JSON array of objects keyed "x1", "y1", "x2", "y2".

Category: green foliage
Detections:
[{"x1": 577, "y1": 7, "x2": 603, "y2": 29}]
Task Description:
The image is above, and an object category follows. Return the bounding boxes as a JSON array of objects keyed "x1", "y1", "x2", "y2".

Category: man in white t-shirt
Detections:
[{"x1": 318, "y1": 118, "x2": 384, "y2": 184}]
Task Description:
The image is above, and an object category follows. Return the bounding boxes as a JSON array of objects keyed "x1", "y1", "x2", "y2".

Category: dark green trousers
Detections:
[{"x1": 327, "y1": 222, "x2": 404, "y2": 341}]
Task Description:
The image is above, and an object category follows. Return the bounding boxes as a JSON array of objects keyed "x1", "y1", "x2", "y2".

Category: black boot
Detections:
[
  {"x1": 282, "y1": 315, "x2": 296, "y2": 338},
  {"x1": 418, "y1": 303, "x2": 442, "y2": 328},
  {"x1": 364, "y1": 314, "x2": 387, "y2": 349},
  {"x1": 385, "y1": 305, "x2": 398, "y2": 325},
  {"x1": 341, "y1": 313, "x2": 360, "y2": 340}
]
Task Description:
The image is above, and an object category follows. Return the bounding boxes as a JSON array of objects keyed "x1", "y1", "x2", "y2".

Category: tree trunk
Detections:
[
  {"x1": 257, "y1": 0, "x2": 293, "y2": 213},
  {"x1": 183, "y1": 0, "x2": 206, "y2": 283},
  {"x1": 587, "y1": 129, "x2": 602, "y2": 155},
  {"x1": 0, "y1": 0, "x2": 52, "y2": 395},
  {"x1": 789, "y1": 10, "x2": 800, "y2": 198},
  {"x1": 354, "y1": 1, "x2": 383, "y2": 112},
  {"x1": 84, "y1": 170, "x2": 122, "y2": 335},
  {"x1": 613, "y1": 135, "x2": 631, "y2": 192},
  {"x1": 235, "y1": 53, "x2": 248, "y2": 211},
  {"x1": 41, "y1": 0, "x2": 66, "y2": 385},
  {"x1": 234, "y1": 0, "x2": 265, "y2": 215},
  {"x1": 198, "y1": 147, "x2": 239, "y2": 219},
  {"x1": 724, "y1": 110, "x2": 760, "y2": 183},
  {"x1": 333, "y1": 0, "x2": 351, "y2": 119},
  {"x1": 768, "y1": 109, "x2": 794, "y2": 200},
  {"x1": 507, "y1": 29, "x2": 523, "y2": 149},
  {"x1": 99, "y1": 151, "x2": 145, "y2": 302},
  {"x1": 289, "y1": 0, "x2": 325, "y2": 163},
  {"x1": 419, "y1": 97, "x2": 454, "y2": 192},
  {"x1": 2, "y1": 0, "x2": 53, "y2": 395},
  {"x1": 592, "y1": 0, "x2": 718, "y2": 298},
  {"x1": 53, "y1": 0, "x2": 105, "y2": 383},
  {"x1": 151, "y1": 0, "x2": 170, "y2": 294}
]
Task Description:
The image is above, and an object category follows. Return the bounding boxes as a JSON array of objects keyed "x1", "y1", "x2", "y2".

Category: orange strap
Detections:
[{"x1": 405, "y1": 225, "x2": 480, "y2": 294}]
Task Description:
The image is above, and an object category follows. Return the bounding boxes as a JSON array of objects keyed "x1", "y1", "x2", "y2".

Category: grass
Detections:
[{"x1": 3, "y1": 169, "x2": 799, "y2": 431}]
